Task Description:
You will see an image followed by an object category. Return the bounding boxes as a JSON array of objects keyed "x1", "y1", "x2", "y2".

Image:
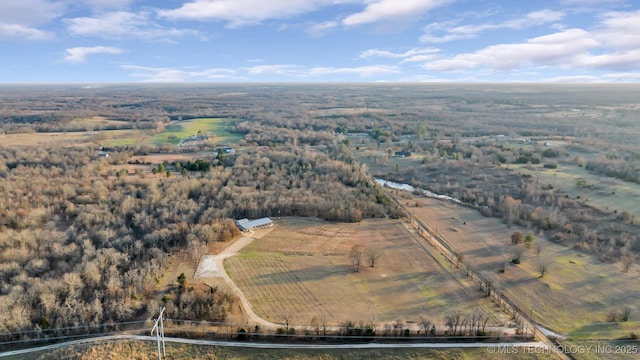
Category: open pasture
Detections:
[
  {"x1": 66, "y1": 116, "x2": 134, "y2": 129},
  {"x1": 1, "y1": 117, "x2": 241, "y2": 148},
  {"x1": 151, "y1": 118, "x2": 242, "y2": 145},
  {"x1": 129, "y1": 152, "x2": 212, "y2": 164},
  {"x1": 0, "y1": 128, "x2": 148, "y2": 147},
  {"x1": 225, "y1": 218, "x2": 501, "y2": 327},
  {"x1": 243, "y1": 218, "x2": 355, "y2": 255},
  {"x1": 512, "y1": 163, "x2": 640, "y2": 220},
  {"x1": 406, "y1": 193, "x2": 640, "y2": 336}
]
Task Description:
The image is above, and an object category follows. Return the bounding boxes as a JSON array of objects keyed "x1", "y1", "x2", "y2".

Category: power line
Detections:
[{"x1": 150, "y1": 307, "x2": 166, "y2": 360}]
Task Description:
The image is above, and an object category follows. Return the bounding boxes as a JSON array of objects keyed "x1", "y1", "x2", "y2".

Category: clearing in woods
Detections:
[
  {"x1": 151, "y1": 118, "x2": 242, "y2": 145},
  {"x1": 1, "y1": 117, "x2": 242, "y2": 147},
  {"x1": 224, "y1": 218, "x2": 502, "y2": 328},
  {"x1": 404, "y1": 192, "x2": 640, "y2": 337}
]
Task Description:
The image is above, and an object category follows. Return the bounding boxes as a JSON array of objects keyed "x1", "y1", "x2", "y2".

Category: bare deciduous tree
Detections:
[
  {"x1": 350, "y1": 244, "x2": 364, "y2": 272},
  {"x1": 321, "y1": 312, "x2": 328, "y2": 336},
  {"x1": 445, "y1": 311, "x2": 463, "y2": 336},
  {"x1": 366, "y1": 248, "x2": 382, "y2": 267},
  {"x1": 512, "y1": 246, "x2": 525, "y2": 264},
  {"x1": 622, "y1": 306, "x2": 632, "y2": 322},
  {"x1": 283, "y1": 313, "x2": 294, "y2": 332},
  {"x1": 419, "y1": 316, "x2": 432, "y2": 336},
  {"x1": 537, "y1": 259, "x2": 551, "y2": 278},
  {"x1": 621, "y1": 255, "x2": 634, "y2": 273}
]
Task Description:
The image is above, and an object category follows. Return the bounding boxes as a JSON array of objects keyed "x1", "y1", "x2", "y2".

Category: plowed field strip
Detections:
[
  {"x1": 250, "y1": 234, "x2": 343, "y2": 255},
  {"x1": 226, "y1": 257, "x2": 330, "y2": 324}
]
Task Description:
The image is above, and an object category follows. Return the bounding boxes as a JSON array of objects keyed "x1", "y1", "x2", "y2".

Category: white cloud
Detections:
[
  {"x1": 306, "y1": 20, "x2": 338, "y2": 37},
  {"x1": 424, "y1": 29, "x2": 599, "y2": 72},
  {"x1": 157, "y1": 0, "x2": 345, "y2": 27},
  {"x1": 66, "y1": 11, "x2": 196, "y2": 40},
  {"x1": 73, "y1": 0, "x2": 133, "y2": 11},
  {"x1": 343, "y1": 0, "x2": 449, "y2": 26},
  {"x1": 0, "y1": 23, "x2": 53, "y2": 40},
  {"x1": 0, "y1": 0, "x2": 65, "y2": 25},
  {"x1": 360, "y1": 47, "x2": 441, "y2": 64},
  {"x1": 603, "y1": 72, "x2": 640, "y2": 81},
  {"x1": 239, "y1": 64, "x2": 399, "y2": 78},
  {"x1": 243, "y1": 64, "x2": 303, "y2": 75},
  {"x1": 360, "y1": 47, "x2": 439, "y2": 59},
  {"x1": 398, "y1": 74, "x2": 455, "y2": 82},
  {"x1": 121, "y1": 65, "x2": 238, "y2": 82},
  {"x1": 121, "y1": 65, "x2": 191, "y2": 82},
  {"x1": 123, "y1": 63, "x2": 397, "y2": 81},
  {"x1": 503, "y1": 10, "x2": 565, "y2": 28},
  {"x1": 160, "y1": 0, "x2": 452, "y2": 28},
  {"x1": 542, "y1": 75, "x2": 603, "y2": 83},
  {"x1": 308, "y1": 65, "x2": 399, "y2": 77},
  {"x1": 421, "y1": 9, "x2": 565, "y2": 43},
  {"x1": 560, "y1": 0, "x2": 627, "y2": 10},
  {"x1": 421, "y1": 9, "x2": 640, "y2": 76},
  {"x1": 401, "y1": 54, "x2": 441, "y2": 63},
  {"x1": 64, "y1": 46, "x2": 124, "y2": 63},
  {"x1": 0, "y1": 0, "x2": 63, "y2": 40},
  {"x1": 595, "y1": 10, "x2": 640, "y2": 50},
  {"x1": 582, "y1": 50, "x2": 640, "y2": 71}
]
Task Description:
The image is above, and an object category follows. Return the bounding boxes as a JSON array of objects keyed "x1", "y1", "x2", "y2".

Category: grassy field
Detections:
[
  {"x1": 129, "y1": 152, "x2": 214, "y2": 164},
  {"x1": 511, "y1": 162, "x2": 640, "y2": 219},
  {"x1": 1, "y1": 117, "x2": 242, "y2": 148},
  {"x1": 402, "y1": 193, "x2": 640, "y2": 337},
  {"x1": 225, "y1": 218, "x2": 504, "y2": 329},
  {"x1": 0, "y1": 129, "x2": 149, "y2": 147},
  {"x1": 151, "y1": 118, "x2": 243, "y2": 145},
  {"x1": 8, "y1": 340, "x2": 551, "y2": 360}
]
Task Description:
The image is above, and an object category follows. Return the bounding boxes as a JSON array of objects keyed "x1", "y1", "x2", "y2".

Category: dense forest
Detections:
[{"x1": 0, "y1": 142, "x2": 398, "y2": 336}]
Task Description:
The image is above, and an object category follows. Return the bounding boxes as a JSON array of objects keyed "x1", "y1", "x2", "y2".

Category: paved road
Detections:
[{"x1": 0, "y1": 334, "x2": 547, "y2": 357}]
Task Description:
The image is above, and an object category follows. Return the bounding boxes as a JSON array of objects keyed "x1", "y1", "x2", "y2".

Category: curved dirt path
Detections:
[{"x1": 204, "y1": 229, "x2": 282, "y2": 329}]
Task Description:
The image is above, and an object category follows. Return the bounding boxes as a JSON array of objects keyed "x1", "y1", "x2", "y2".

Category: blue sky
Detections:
[{"x1": 1, "y1": 0, "x2": 639, "y2": 82}]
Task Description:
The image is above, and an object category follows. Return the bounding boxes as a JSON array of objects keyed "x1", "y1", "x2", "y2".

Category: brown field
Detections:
[
  {"x1": 129, "y1": 152, "x2": 212, "y2": 164},
  {"x1": 404, "y1": 193, "x2": 640, "y2": 337},
  {"x1": 225, "y1": 218, "x2": 505, "y2": 328},
  {"x1": 0, "y1": 131, "x2": 96, "y2": 146},
  {"x1": 0, "y1": 128, "x2": 149, "y2": 147},
  {"x1": 70, "y1": 116, "x2": 134, "y2": 128}
]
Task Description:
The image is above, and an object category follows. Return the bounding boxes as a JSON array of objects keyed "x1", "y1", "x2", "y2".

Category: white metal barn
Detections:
[{"x1": 235, "y1": 218, "x2": 273, "y2": 231}]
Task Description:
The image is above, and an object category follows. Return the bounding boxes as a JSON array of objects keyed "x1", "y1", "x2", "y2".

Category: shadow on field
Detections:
[{"x1": 252, "y1": 264, "x2": 352, "y2": 284}]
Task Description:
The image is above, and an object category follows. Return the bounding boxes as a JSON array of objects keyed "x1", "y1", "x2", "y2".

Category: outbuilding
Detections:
[{"x1": 235, "y1": 217, "x2": 273, "y2": 231}]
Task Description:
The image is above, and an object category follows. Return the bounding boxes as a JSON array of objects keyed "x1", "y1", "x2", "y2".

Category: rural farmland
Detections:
[
  {"x1": 226, "y1": 218, "x2": 504, "y2": 329},
  {"x1": 1, "y1": 84, "x2": 640, "y2": 359}
]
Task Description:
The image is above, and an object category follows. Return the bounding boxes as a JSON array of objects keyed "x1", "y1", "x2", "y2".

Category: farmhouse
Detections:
[
  {"x1": 394, "y1": 151, "x2": 411, "y2": 157},
  {"x1": 235, "y1": 217, "x2": 273, "y2": 231}
]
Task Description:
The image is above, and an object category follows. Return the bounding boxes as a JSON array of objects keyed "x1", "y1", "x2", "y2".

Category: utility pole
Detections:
[
  {"x1": 151, "y1": 307, "x2": 166, "y2": 360},
  {"x1": 530, "y1": 305, "x2": 536, "y2": 339}
]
